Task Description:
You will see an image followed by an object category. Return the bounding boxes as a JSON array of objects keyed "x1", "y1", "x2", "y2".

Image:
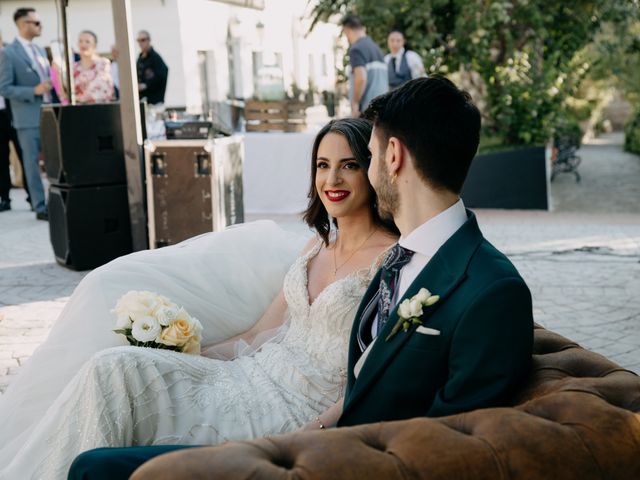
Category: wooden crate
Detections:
[
  {"x1": 245, "y1": 100, "x2": 307, "y2": 132},
  {"x1": 144, "y1": 138, "x2": 245, "y2": 249}
]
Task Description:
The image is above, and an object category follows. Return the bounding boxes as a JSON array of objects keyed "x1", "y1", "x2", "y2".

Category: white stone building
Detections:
[{"x1": 0, "y1": 0, "x2": 341, "y2": 117}]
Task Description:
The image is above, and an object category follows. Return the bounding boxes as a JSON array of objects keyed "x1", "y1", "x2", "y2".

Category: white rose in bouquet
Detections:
[
  {"x1": 155, "y1": 305, "x2": 180, "y2": 326},
  {"x1": 115, "y1": 313, "x2": 133, "y2": 330},
  {"x1": 131, "y1": 316, "x2": 162, "y2": 342},
  {"x1": 112, "y1": 290, "x2": 154, "y2": 322}
]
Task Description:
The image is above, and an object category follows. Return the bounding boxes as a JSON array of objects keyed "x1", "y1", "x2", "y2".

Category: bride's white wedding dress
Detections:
[{"x1": 0, "y1": 221, "x2": 378, "y2": 480}]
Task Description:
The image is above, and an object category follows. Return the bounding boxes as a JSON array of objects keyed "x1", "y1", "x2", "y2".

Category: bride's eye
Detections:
[
  {"x1": 344, "y1": 162, "x2": 360, "y2": 170},
  {"x1": 316, "y1": 161, "x2": 329, "y2": 169}
]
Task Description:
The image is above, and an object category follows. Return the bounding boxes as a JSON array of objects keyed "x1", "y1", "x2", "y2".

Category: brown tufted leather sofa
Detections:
[{"x1": 131, "y1": 325, "x2": 640, "y2": 479}]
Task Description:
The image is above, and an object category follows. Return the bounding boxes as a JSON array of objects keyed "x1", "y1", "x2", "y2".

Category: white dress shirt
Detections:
[
  {"x1": 0, "y1": 95, "x2": 5, "y2": 110},
  {"x1": 384, "y1": 47, "x2": 426, "y2": 79},
  {"x1": 371, "y1": 199, "x2": 468, "y2": 338},
  {"x1": 17, "y1": 36, "x2": 40, "y2": 70},
  {"x1": 110, "y1": 61, "x2": 120, "y2": 90}
]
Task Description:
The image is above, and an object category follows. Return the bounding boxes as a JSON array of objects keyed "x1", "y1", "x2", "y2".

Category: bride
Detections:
[{"x1": 0, "y1": 117, "x2": 399, "y2": 479}]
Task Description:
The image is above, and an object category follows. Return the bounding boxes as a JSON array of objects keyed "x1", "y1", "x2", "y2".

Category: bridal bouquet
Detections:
[{"x1": 112, "y1": 290, "x2": 203, "y2": 355}]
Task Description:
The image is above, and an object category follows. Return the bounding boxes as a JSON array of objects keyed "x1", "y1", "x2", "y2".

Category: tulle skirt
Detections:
[{"x1": 0, "y1": 220, "x2": 309, "y2": 465}]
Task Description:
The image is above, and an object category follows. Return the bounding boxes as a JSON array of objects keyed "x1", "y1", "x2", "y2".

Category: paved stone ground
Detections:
[{"x1": 0, "y1": 132, "x2": 638, "y2": 394}]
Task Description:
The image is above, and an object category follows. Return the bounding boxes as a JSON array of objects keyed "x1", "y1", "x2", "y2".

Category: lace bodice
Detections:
[{"x1": 280, "y1": 239, "x2": 376, "y2": 375}]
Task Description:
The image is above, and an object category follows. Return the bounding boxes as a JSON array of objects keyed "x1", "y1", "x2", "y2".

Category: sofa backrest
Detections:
[{"x1": 512, "y1": 324, "x2": 640, "y2": 413}]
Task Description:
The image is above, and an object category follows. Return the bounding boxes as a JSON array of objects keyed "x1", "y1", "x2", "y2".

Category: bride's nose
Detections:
[{"x1": 327, "y1": 167, "x2": 342, "y2": 186}]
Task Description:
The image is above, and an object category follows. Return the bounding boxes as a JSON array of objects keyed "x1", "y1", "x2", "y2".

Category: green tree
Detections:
[{"x1": 311, "y1": 0, "x2": 640, "y2": 146}]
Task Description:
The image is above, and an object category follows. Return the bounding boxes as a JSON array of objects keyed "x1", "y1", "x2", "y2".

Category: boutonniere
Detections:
[{"x1": 385, "y1": 288, "x2": 440, "y2": 342}]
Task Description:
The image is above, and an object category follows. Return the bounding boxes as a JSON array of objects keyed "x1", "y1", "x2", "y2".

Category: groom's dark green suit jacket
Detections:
[{"x1": 338, "y1": 211, "x2": 533, "y2": 426}]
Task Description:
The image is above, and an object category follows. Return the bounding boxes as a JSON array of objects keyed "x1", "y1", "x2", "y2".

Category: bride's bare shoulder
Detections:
[{"x1": 300, "y1": 235, "x2": 322, "y2": 256}]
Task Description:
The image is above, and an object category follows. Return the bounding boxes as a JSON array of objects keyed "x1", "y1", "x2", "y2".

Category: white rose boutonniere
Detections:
[
  {"x1": 385, "y1": 288, "x2": 440, "y2": 342},
  {"x1": 112, "y1": 290, "x2": 202, "y2": 355}
]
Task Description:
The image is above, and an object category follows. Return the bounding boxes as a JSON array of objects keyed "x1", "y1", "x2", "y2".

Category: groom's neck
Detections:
[{"x1": 395, "y1": 185, "x2": 459, "y2": 237}]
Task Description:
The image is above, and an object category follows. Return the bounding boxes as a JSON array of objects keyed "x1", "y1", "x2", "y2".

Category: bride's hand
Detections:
[{"x1": 299, "y1": 416, "x2": 325, "y2": 431}]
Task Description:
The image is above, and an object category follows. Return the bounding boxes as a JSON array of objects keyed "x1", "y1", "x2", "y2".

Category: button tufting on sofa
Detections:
[{"x1": 131, "y1": 326, "x2": 640, "y2": 480}]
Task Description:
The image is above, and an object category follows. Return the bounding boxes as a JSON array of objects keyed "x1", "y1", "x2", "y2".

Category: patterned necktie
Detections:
[{"x1": 376, "y1": 244, "x2": 414, "y2": 335}]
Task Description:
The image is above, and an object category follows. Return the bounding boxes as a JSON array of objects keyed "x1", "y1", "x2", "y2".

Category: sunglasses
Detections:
[
  {"x1": 25, "y1": 20, "x2": 42, "y2": 27},
  {"x1": 136, "y1": 38, "x2": 149, "y2": 43}
]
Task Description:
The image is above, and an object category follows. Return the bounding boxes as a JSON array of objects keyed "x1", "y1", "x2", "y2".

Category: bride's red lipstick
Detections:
[{"x1": 325, "y1": 190, "x2": 350, "y2": 202}]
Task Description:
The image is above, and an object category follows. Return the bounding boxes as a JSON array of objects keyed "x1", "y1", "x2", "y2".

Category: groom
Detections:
[
  {"x1": 68, "y1": 76, "x2": 533, "y2": 479},
  {"x1": 338, "y1": 75, "x2": 532, "y2": 425}
]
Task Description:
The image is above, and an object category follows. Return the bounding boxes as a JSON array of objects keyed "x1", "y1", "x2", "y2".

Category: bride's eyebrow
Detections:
[{"x1": 315, "y1": 157, "x2": 357, "y2": 162}]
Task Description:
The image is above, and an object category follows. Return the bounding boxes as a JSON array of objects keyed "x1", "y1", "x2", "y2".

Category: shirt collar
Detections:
[
  {"x1": 399, "y1": 199, "x2": 467, "y2": 259},
  {"x1": 17, "y1": 36, "x2": 33, "y2": 47}
]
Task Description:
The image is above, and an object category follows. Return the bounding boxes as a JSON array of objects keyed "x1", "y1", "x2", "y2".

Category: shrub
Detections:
[{"x1": 624, "y1": 111, "x2": 640, "y2": 154}]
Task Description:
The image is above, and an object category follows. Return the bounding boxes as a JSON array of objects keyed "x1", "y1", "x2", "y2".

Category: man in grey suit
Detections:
[{"x1": 0, "y1": 8, "x2": 52, "y2": 220}]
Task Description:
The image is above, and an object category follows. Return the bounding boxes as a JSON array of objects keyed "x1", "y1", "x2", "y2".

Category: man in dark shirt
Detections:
[
  {"x1": 0, "y1": 32, "x2": 28, "y2": 212},
  {"x1": 340, "y1": 14, "x2": 388, "y2": 117},
  {"x1": 0, "y1": 97, "x2": 28, "y2": 212},
  {"x1": 136, "y1": 31, "x2": 168, "y2": 105}
]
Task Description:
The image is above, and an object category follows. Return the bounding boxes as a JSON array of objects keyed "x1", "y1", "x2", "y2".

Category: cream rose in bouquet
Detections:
[{"x1": 112, "y1": 290, "x2": 203, "y2": 354}]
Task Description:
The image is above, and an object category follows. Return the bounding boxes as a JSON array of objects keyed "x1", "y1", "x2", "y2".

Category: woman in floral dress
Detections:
[{"x1": 74, "y1": 30, "x2": 115, "y2": 104}]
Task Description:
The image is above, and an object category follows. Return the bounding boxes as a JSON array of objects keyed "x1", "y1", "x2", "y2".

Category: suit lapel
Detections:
[
  {"x1": 343, "y1": 210, "x2": 484, "y2": 414},
  {"x1": 12, "y1": 40, "x2": 40, "y2": 79}
]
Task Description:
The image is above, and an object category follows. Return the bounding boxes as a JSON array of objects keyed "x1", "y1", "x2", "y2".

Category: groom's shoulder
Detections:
[{"x1": 466, "y1": 237, "x2": 527, "y2": 287}]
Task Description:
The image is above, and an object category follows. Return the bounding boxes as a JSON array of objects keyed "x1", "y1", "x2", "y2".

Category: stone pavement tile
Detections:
[
  {"x1": 0, "y1": 358, "x2": 19, "y2": 371},
  {"x1": 0, "y1": 350, "x2": 14, "y2": 359},
  {"x1": 598, "y1": 340, "x2": 639, "y2": 357},
  {"x1": 607, "y1": 351, "x2": 640, "y2": 367},
  {"x1": 9, "y1": 344, "x2": 40, "y2": 358}
]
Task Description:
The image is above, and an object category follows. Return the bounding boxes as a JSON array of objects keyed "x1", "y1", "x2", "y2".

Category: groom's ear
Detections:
[{"x1": 386, "y1": 136, "x2": 406, "y2": 175}]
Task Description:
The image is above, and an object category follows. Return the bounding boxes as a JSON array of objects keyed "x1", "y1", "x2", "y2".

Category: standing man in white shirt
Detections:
[
  {"x1": 384, "y1": 29, "x2": 426, "y2": 89},
  {"x1": 0, "y1": 8, "x2": 51, "y2": 220}
]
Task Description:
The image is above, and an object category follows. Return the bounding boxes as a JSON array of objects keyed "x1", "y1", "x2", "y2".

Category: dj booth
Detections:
[{"x1": 40, "y1": 103, "x2": 245, "y2": 270}]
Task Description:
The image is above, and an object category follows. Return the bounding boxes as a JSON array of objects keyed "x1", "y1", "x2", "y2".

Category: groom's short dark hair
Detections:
[{"x1": 364, "y1": 75, "x2": 481, "y2": 194}]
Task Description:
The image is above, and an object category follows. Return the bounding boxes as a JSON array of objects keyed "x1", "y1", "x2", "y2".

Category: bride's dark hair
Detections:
[{"x1": 302, "y1": 118, "x2": 399, "y2": 246}]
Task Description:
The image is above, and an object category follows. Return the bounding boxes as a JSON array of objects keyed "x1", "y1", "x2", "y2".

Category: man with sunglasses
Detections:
[
  {"x1": 136, "y1": 31, "x2": 168, "y2": 105},
  {"x1": 0, "y1": 7, "x2": 51, "y2": 220}
]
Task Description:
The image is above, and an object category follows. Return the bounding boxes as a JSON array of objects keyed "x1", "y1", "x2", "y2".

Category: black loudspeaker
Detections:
[
  {"x1": 48, "y1": 184, "x2": 133, "y2": 270},
  {"x1": 41, "y1": 104, "x2": 125, "y2": 187}
]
